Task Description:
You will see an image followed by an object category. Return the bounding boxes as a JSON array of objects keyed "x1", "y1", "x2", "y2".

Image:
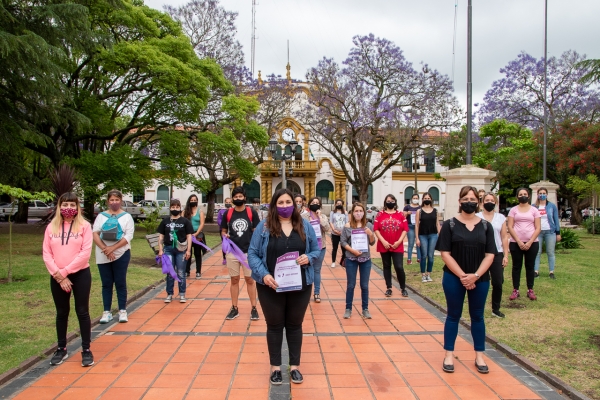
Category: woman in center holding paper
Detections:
[{"x1": 248, "y1": 188, "x2": 320, "y2": 386}]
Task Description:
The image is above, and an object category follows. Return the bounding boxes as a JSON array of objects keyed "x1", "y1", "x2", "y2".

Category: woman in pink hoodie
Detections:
[{"x1": 43, "y1": 192, "x2": 94, "y2": 367}]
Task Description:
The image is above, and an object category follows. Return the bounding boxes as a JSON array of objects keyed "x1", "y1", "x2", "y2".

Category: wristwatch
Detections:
[{"x1": 474, "y1": 273, "x2": 480, "y2": 278}]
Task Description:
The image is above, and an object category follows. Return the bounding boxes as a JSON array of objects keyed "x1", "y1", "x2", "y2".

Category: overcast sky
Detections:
[{"x1": 145, "y1": 0, "x2": 600, "y2": 109}]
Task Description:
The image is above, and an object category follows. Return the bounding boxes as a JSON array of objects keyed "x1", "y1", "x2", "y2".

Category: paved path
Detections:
[{"x1": 8, "y1": 244, "x2": 564, "y2": 400}]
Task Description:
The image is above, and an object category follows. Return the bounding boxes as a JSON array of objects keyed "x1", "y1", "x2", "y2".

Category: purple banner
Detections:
[
  {"x1": 156, "y1": 254, "x2": 181, "y2": 282},
  {"x1": 222, "y1": 236, "x2": 251, "y2": 270},
  {"x1": 191, "y1": 235, "x2": 214, "y2": 255}
]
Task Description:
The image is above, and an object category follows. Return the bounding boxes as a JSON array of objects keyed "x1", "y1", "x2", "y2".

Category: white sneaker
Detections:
[
  {"x1": 118, "y1": 310, "x2": 128, "y2": 323},
  {"x1": 180, "y1": 295, "x2": 186, "y2": 303},
  {"x1": 426, "y1": 275, "x2": 433, "y2": 282},
  {"x1": 99, "y1": 311, "x2": 113, "y2": 324},
  {"x1": 165, "y1": 295, "x2": 172, "y2": 303},
  {"x1": 331, "y1": 262, "x2": 336, "y2": 268},
  {"x1": 421, "y1": 275, "x2": 428, "y2": 283}
]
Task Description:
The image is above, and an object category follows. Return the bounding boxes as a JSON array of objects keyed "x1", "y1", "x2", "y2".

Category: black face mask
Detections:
[
  {"x1": 170, "y1": 209, "x2": 181, "y2": 216},
  {"x1": 483, "y1": 202, "x2": 496, "y2": 212},
  {"x1": 385, "y1": 202, "x2": 396, "y2": 210},
  {"x1": 232, "y1": 199, "x2": 245, "y2": 207},
  {"x1": 336, "y1": 205, "x2": 343, "y2": 210},
  {"x1": 225, "y1": 203, "x2": 232, "y2": 208},
  {"x1": 423, "y1": 200, "x2": 432, "y2": 206},
  {"x1": 460, "y1": 202, "x2": 478, "y2": 214},
  {"x1": 309, "y1": 204, "x2": 321, "y2": 212},
  {"x1": 189, "y1": 202, "x2": 198, "y2": 208},
  {"x1": 518, "y1": 196, "x2": 529, "y2": 204}
]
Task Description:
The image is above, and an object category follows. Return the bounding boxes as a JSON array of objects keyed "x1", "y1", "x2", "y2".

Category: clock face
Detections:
[{"x1": 281, "y1": 128, "x2": 295, "y2": 142}]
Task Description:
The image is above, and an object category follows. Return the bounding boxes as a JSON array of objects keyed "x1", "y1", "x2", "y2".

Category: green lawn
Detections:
[
  {"x1": 0, "y1": 223, "x2": 221, "y2": 375},
  {"x1": 400, "y1": 230, "x2": 600, "y2": 399}
]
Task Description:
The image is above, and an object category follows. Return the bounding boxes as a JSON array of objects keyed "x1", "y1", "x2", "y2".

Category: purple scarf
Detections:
[
  {"x1": 222, "y1": 236, "x2": 251, "y2": 270},
  {"x1": 156, "y1": 254, "x2": 180, "y2": 282},
  {"x1": 191, "y1": 235, "x2": 214, "y2": 255}
]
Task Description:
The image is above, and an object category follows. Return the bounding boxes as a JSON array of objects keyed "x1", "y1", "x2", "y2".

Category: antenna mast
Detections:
[{"x1": 251, "y1": 0, "x2": 258, "y2": 79}]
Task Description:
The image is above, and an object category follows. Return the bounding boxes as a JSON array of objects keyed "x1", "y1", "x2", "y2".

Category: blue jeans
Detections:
[
  {"x1": 406, "y1": 226, "x2": 421, "y2": 261},
  {"x1": 97, "y1": 250, "x2": 130, "y2": 311},
  {"x1": 345, "y1": 259, "x2": 371, "y2": 310},
  {"x1": 442, "y1": 271, "x2": 489, "y2": 352},
  {"x1": 313, "y1": 248, "x2": 326, "y2": 295},
  {"x1": 164, "y1": 246, "x2": 187, "y2": 295},
  {"x1": 418, "y1": 233, "x2": 438, "y2": 273},
  {"x1": 534, "y1": 230, "x2": 556, "y2": 273}
]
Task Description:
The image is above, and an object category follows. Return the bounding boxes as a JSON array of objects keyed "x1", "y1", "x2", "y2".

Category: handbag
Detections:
[{"x1": 176, "y1": 240, "x2": 188, "y2": 252}]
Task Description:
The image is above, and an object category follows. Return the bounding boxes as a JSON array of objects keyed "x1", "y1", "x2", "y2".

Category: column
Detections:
[{"x1": 440, "y1": 165, "x2": 497, "y2": 219}]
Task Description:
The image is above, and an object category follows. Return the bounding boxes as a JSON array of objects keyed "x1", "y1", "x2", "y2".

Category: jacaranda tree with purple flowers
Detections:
[{"x1": 300, "y1": 34, "x2": 462, "y2": 205}]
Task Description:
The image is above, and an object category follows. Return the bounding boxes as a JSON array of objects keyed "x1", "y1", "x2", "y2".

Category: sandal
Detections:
[{"x1": 314, "y1": 294, "x2": 321, "y2": 303}]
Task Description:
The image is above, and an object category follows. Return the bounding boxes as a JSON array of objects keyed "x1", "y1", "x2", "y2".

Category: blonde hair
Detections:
[
  {"x1": 349, "y1": 202, "x2": 367, "y2": 229},
  {"x1": 50, "y1": 192, "x2": 87, "y2": 235}
]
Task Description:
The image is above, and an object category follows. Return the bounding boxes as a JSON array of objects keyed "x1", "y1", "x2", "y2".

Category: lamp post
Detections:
[
  {"x1": 466, "y1": 0, "x2": 473, "y2": 164},
  {"x1": 542, "y1": 0, "x2": 548, "y2": 181},
  {"x1": 413, "y1": 149, "x2": 420, "y2": 193},
  {"x1": 345, "y1": 182, "x2": 350, "y2": 211},
  {"x1": 268, "y1": 136, "x2": 298, "y2": 190}
]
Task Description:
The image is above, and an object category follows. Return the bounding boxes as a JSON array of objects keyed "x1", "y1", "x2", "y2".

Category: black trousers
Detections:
[
  {"x1": 510, "y1": 242, "x2": 539, "y2": 290},
  {"x1": 50, "y1": 268, "x2": 92, "y2": 350},
  {"x1": 185, "y1": 241, "x2": 203, "y2": 274},
  {"x1": 256, "y1": 283, "x2": 312, "y2": 366},
  {"x1": 331, "y1": 234, "x2": 346, "y2": 265},
  {"x1": 380, "y1": 251, "x2": 405, "y2": 289},
  {"x1": 490, "y1": 252, "x2": 505, "y2": 312}
]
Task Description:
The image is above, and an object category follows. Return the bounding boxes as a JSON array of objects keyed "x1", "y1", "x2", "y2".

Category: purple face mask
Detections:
[
  {"x1": 277, "y1": 205, "x2": 295, "y2": 218},
  {"x1": 109, "y1": 202, "x2": 121, "y2": 211}
]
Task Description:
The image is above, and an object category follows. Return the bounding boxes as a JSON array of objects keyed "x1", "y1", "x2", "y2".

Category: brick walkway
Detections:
[{"x1": 8, "y1": 244, "x2": 563, "y2": 400}]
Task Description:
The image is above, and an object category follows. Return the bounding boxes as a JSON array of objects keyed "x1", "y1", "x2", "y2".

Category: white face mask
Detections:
[
  {"x1": 354, "y1": 212, "x2": 364, "y2": 220},
  {"x1": 412, "y1": 199, "x2": 419, "y2": 204}
]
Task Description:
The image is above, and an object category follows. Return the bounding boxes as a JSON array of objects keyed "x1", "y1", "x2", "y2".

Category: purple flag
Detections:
[
  {"x1": 191, "y1": 235, "x2": 214, "y2": 255},
  {"x1": 222, "y1": 236, "x2": 251, "y2": 270},
  {"x1": 156, "y1": 254, "x2": 180, "y2": 282}
]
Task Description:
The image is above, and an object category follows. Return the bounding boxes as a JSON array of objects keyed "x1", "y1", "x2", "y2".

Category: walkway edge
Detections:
[{"x1": 0, "y1": 277, "x2": 165, "y2": 388}]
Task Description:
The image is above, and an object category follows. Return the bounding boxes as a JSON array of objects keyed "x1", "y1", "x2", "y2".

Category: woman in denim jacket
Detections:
[
  {"x1": 533, "y1": 187, "x2": 561, "y2": 279},
  {"x1": 248, "y1": 188, "x2": 320, "y2": 386}
]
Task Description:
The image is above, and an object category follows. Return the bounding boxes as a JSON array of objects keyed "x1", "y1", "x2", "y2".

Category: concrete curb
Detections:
[{"x1": 0, "y1": 278, "x2": 164, "y2": 387}]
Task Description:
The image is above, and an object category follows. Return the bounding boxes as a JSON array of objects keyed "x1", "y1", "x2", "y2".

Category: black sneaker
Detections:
[
  {"x1": 549, "y1": 273, "x2": 556, "y2": 280},
  {"x1": 81, "y1": 350, "x2": 94, "y2": 367},
  {"x1": 50, "y1": 347, "x2": 68, "y2": 365},
  {"x1": 290, "y1": 369, "x2": 304, "y2": 384},
  {"x1": 225, "y1": 306, "x2": 239, "y2": 320},
  {"x1": 401, "y1": 289, "x2": 409, "y2": 297},
  {"x1": 534, "y1": 271, "x2": 539, "y2": 278},
  {"x1": 492, "y1": 310, "x2": 505, "y2": 318},
  {"x1": 385, "y1": 289, "x2": 392, "y2": 297},
  {"x1": 250, "y1": 307, "x2": 259, "y2": 321},
  {"x1": 196, "y1": 272, "x2": 201, "y2": 279},
  {"x1": 270, "y1": 370, "x2": 283, "y2": 385}
]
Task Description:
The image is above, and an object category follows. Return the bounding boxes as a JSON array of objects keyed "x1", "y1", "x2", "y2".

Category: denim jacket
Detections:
[
  {"x1": 248, "y1": 219, "x2": 321, "y2": 285},
  {"x1": 533, "y1": 201, "x2": 561, "y2": 234}
]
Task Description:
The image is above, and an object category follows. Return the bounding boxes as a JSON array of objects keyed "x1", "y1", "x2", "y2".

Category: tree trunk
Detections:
[
  {"x1": 568, "y1": 196, "x2": 590, "y2": 225},
  {"x1": 204, "y1": 191, "x2": 216, "y2": 223},
  {"x1": 14, "y1": 201, "x2": 29, "y2": 224}
]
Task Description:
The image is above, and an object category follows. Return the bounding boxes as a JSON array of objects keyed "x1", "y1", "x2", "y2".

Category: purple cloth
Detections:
[
  {"x1": 216, "y1": 209, "x2": 227, "y2": 227},
  {"x1": 222, "y1": 236, "x2": 251, "y2": 270},
  {"x1": 156, "y1": 254, "x2": 180, "y2": 282},
  {"x1": 191, "y1": 235, "x2": 214, "y2": 255}
]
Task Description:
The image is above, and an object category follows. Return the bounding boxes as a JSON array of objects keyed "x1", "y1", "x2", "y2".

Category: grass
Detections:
[
  {"x1": 0, "y1": 222, "x2": 221, "y2": 375},
  {"x1": 399, "y1": 230, "x2": 600, "y2": 399}
]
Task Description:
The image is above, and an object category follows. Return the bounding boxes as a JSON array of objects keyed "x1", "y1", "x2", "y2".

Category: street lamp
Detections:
[
  {"x1": 345, "y1": 182, "x2": 349, "y2": 211},
  {"x1": 267, "y1": 135, "x2": 298, "y2": 190},
  {"x1": 413, "y1": 150, "x2": 420, "y2": 193}
]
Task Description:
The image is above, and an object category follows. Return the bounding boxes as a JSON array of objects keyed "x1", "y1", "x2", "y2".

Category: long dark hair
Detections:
[
  {"x1": 183, "y1": 194, "x2": 198, "y2": 219},
  {"x1": 266, "y1": 188, "x2": 306, "y2": 242},
  {"x1": 383, "y1": 194, "x2": 398, "y2": 210},
  {"x1": 421, "y1": 192, "x2": 433, "y2": 207}
]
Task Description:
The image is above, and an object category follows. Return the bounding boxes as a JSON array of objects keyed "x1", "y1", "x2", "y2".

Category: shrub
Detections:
[
  {"x1": 137, "y1": 208, "x2": 161, "y2": 234},
  {"x1": 557, "y1": 228, "x2": 582, "y2": 250},
  {"x1": 583, "y1": 218, "x2": 600, "y2": 235}
]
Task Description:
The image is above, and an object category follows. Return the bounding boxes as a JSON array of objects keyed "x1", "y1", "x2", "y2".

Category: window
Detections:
[
  {"x1": 316, "y1": 180, "x2": 334, "y2": 204},
  {"x1": 404, "y1": 186, "x2": 414, "y2": 205},
  {"x1": 157, "y1": 185, "x2": 169, "y2": 201},
  {"x1": 295, "y1": 145, "x2": 303, "y2": 161},
  {"x1": 403, "y1": 152, "x2": 413, "y2": 171},
  {"x1": 243, "y1": 180, "x2": 261, "y2": 203},
  {"x1": 284, "y1": 145, "x2": 292, "y2": 157},
  {"x1": 424, "y1": 149, "x2": 436, "y2": 173},
  {"x1": 274, "y1": 145, "x2": 283, "y2": 160},
  {"x1": 275, "y1": 181, "x2": 301, "y2": 195},
  {"x1": 36, "y1": 201, "x2": 47, "y2": 207},
  {"x1": 429, "y1": 187, "x2": 440, "y2": 206},
  {"x1": 352, "y1": 184, "x2": 373, "y2": 204},
  {"x1": 202, "y1": 186, "x2": 223, "y2": 204},
  {"x1": 133, "y1": 193, "x2": 145, "y2": 203}
]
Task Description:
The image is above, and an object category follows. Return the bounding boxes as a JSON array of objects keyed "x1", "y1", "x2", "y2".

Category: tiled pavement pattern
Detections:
[{"x1": 7, "y1": 245, "x2": 565, "y2": 400}]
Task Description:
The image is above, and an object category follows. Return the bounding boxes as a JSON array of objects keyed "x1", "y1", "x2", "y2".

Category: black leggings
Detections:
[
  {"x1": 510, "y1": 242, "x2": 539, "y2": 290},
  {"x1": 331, "y1": 234, "x2": 346, "y2": 264},
  {"x1": 256, "y1": 283, "x2": 312, "y2": 366},
  {"x1": 50, "y1": 268, "x2": 92, "y2": 350},
  {"x1": 185, "y1": 241, "x2": 203, "y2": 274},
  {"x1": 490, "y1": 252, "x2": 505, "y2": 312},
  {"x1": 380, "y1": 251, "x2": 405, "y2": 289}
]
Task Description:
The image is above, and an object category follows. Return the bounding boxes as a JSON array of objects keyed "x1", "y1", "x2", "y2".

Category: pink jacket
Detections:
[{"x1": 43, "y1": 220, "x2": 93, "y2": 276}]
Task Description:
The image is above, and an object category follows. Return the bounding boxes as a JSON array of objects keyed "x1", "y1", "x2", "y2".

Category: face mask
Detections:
[
  {"x1": 277, "y1": 205, "x2": 295, "y2": 218},
  {"x1": 354, "y1": 212, "x2": 364, "y2": 220},
  {"x1": 385, "y1": 202, "x2": 396, "y2": 210},
  {"x1": 460, "y1": 202, "x2": 478, "y2": 214},
  {"x1": 336, "y1": 204, "x2": 343, "y2": 210},
  {"x1": 225, "y1": 203, "x2": 232, "y2": 208},
  {"x1": 538, "y1": 194, "x2": 547, "y2": 201},
  {"x1": 60, "y1": 208, "x2": 78, "y2": 219},
  {"x1": 296, "y1": 203, "x2": 303, "y2": 209},
  {"x1": 309, "y1": 204, "x2": 320, "y2": 212},
  {"x1": 232, "y1": 199, "x2": 245, "y2": 207},
  {"x1": 189, "y1": 201, "x2": 198, "y2": 207},
  {"x1": 170, "y1": 209, "x2": 181, "y2": 216},
  {"x1": 483, "y1": 203, "x2": 496, "y2": 212},
  {"x1": 423, "y1": 200, "x2": 432, "y2": 206},
  {"x1": 411, "y1": 199, "x2": 419, "y2": 204},
  {"x1": 518, "y1": 196, "x2": 529, "y2": 204},
  {"x1": 108, "y1": 202, "x2": 121, "y2": 211}
]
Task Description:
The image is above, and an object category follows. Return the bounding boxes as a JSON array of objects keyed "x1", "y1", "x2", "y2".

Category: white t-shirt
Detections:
[
  {"x1": 538, "y1": 205, "x2": 551, "y2": 231},
  {"x1": 93, "y1": 212, "x2": 135, "y2": 264},
  {"x1": 476, "y1": 212, "x2": 506, "y2": 253}
]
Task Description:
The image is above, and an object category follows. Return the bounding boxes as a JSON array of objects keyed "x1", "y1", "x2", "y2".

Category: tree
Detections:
[
  {"x1": 300, "y1": 34, "x2": 461, "y2": 204},
  {"x1": 567, "y1": 174, "x2": 600, "y2": 234},
  {"x1": 477, "y1": 50, "x2": 600, "y2": 130}
]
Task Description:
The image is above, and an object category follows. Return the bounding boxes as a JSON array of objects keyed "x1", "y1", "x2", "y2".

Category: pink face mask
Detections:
[
  {"x1": 109, "y1": 202, "x2": 121, "y2": 211},
  {"x1": 60, "y1": 208, "x2": 78, "y2": 219},
  {"x1": 353, "y1": 212, "x2": 364, "y2": 220}
]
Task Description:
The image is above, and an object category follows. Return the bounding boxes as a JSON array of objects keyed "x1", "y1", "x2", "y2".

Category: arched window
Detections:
[
  {"x1": 428, "y1": 187, "x2": 440, "y2": 206},
  {"x1": 284, "y1": 145, "x2": 292, "y2": 157},
  {"x1": 352, "y1": 184, "x2": 373, "y2": 204},
  {"x1": 157, "y1": 185, "x2": 169, "y2": 201},
  {"x1": 404, "y1": 186, "x2": 414, "y2": 205},
  {"x1": 295, "y1": 145, "x2": 303, "y2": 160},
  {"x1": 275, "y1": 181, "x2": 301, "y2": 195},
  {"x1": 243, "y1": 180, "x2": 261, "y2": 203},
  {"x1": 424, "y1": 149, "x2": 436, "y2": 173},
  {"x1": 315, "y1": 180, "x2": 334, "y2": 204}
]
